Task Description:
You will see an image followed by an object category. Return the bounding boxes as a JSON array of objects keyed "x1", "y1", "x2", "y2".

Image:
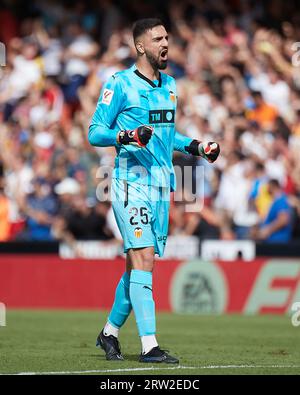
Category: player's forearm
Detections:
[
  {"x1": 88, "y1": 124, "x2": 119, "y2": 147},
  {"x1": 174, "y1": 131, "x2": 220, "y2": 163},
  {"x1": 174, "y1": 131, "x2": 193, "y2": 153}
]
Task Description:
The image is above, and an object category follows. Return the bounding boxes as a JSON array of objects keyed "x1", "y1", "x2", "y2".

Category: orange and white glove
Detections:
[{"x1": 185, "y1": 140, "x2": 220, "y2": 163}]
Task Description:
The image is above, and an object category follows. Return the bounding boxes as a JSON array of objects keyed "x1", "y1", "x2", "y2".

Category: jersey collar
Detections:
[{"x1": 133, "y1": 67, "x2": 162, "y2": 88}]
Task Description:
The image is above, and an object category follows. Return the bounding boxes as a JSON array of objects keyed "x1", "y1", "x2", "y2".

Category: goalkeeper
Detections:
[{"x1": 88, "y1": 18, "x2": 220, "y2": 364}]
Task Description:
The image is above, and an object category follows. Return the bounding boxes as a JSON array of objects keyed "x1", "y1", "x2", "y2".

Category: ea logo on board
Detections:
[{"x1": 170, "y1": 260, "x2": 228, "y2": 314}]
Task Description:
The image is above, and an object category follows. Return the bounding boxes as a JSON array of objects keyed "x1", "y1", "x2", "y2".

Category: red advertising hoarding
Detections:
[{"x1": 0, "y1": 255, "x2": 300, "y2": 314}]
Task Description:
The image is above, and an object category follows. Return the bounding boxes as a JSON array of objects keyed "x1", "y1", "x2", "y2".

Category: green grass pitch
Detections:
[{"x1": 0, "y1": 310, "x2": 300, "y2": 375}]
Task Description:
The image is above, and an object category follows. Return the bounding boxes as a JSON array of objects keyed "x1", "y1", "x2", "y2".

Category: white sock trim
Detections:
[
  {"x1": 141, "y1": 335, "x2": 158, "y2": 354},
  {"x1": 104, "y1": 321, "x2": 119, "y2": 338}
]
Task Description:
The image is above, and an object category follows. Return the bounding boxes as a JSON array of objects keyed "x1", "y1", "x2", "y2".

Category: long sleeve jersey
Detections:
[{"x1": 89, "y1": 64, "x2": 193, "y2": 191}]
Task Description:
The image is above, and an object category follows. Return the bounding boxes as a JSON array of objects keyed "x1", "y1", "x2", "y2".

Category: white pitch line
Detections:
[
  {"x1": 3, "y1": 366, "x2": 194, "y2": 375},
  {"x1": 2, "y1": 365, "x2": 300, "y2": 375}
]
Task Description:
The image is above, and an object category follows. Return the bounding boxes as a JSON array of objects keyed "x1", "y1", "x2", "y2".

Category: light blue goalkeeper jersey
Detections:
[{"x1": 88, "y1": 64, "x2": 193, "y2": 191}]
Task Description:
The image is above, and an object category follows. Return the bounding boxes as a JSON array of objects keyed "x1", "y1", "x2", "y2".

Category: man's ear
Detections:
[{"x1": 135, "y1": 40, "x2": 145, "y2": 55}]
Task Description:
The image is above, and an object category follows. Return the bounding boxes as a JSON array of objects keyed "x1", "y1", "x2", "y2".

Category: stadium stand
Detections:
[{"x1": 1, "y1": 0, "x2": 300, "y2": 249}]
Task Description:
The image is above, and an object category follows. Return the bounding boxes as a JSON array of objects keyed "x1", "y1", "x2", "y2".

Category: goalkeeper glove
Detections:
[
  {"x1": 117, "y1": 125, "x2": 153, "y2": 148},
  {"x1": 185, "y1": 140, "x2": 220, "y2": 163}
]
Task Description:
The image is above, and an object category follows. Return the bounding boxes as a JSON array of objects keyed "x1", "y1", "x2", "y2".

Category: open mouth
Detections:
[{"x1": 160, "y1": 49, "x2": 168, "y2": 61}]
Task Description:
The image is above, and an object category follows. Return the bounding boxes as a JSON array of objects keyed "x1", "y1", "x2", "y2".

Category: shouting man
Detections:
[{"x1": 88, "y1": 18, "x2": 220, "y2": 364}]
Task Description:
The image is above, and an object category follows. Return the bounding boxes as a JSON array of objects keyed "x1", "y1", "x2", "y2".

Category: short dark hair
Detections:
[
  {"x1": 269, "y1": 179, "x2": 281, "y2": 189},
  {"x1": 255, "y1": 162, "x2": 264, "y2": 172},
  {"x1": 252, "y1": 90, "x2": 263, "y2": 99},
  {"x1": 132, "y1": 18, "x2": 164, "y2": 42}
]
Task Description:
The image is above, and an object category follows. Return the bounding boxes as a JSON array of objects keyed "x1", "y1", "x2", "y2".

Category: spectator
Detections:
[
  {"x1": 17, "y1": 178, "x2": 58, "y2": 241},
  {"x1": 255, "y1": 179, "x2": 293, "y2": 243},
  {"x1": 249, "y1": 69, "x2": 291, "y2": 118},
  {"x1": 183, "y1": 203, "x2": 221, "y2": 240},
  {"x1": 248, "y1": 162, "x2": 271, "y2": 219},
  {"x1": 53, "y1": 178, "x2": 113, "y2": 242},
  {"x1": 0, "y1": 176, "x2": 10, "y2": 242},
  {"x1": 247, "y1": 91, "x2": 278, "y2": 131}
]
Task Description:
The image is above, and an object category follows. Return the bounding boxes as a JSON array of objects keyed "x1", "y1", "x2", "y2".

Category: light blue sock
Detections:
[
  {"x1": 130, "y1": 269, "x2": 156, "y2": 336},
  {"x1": 108, "y1": 272, "x2": 132, "y2": 329}
]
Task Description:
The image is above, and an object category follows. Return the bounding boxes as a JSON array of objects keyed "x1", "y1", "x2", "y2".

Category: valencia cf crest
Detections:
[
  {"x1": 134, "y1": 227, "x2": 143, "y2": 238},
  {"x1": 169, "y1": 90, "x2": 176, "y2": 102}
]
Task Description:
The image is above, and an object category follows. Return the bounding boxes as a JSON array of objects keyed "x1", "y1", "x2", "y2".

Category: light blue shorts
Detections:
[{"x1": 111, "y1": 178, "x2": 170, "y2": 257}]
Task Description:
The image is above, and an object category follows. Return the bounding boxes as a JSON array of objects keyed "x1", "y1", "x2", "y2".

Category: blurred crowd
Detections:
[{"x1": 1, "y1": 0, "x2": 300, "y2": 247}]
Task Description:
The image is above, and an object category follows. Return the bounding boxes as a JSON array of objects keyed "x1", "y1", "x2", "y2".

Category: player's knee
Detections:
[
  {"x1": 129, "y1": 247, "x2": 154, "y2": 272},
  {"x1": 141, "y1": 253, "x2": 154, "y2": 272}
]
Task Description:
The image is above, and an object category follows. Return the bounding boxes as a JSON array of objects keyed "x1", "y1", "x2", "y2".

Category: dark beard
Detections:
[{"x1": 145, "y1": 50, "x2": 168, "y2": 70}]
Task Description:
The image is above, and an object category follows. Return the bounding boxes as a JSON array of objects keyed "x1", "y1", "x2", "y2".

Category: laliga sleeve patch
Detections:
[{"x1": 101, "y1": 89, "x2": 114, "y2": 105}]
